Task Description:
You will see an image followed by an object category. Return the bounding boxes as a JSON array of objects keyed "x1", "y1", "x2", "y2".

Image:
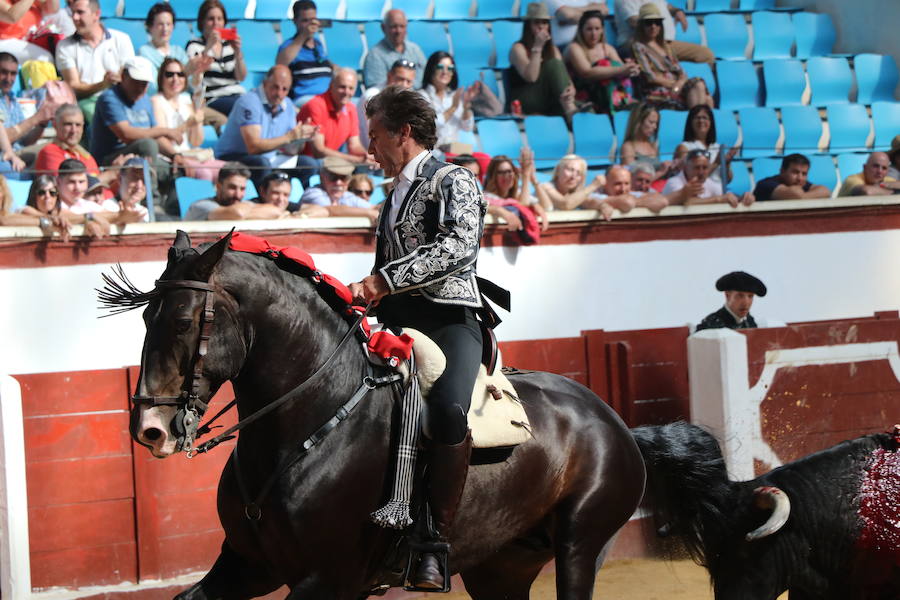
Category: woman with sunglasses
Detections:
[
  {"x1": 10, "y1": 174, "x2": 71, "y2": 239},
  {"x1": 509, "y1": 3, "x2": 576, "y2": 118},
  {"x1": 565, "y1": 10, "x2": 638, "y2": 114},
  {"x1": 630, "y1": 2, "x2": 687, "y2": 109},
  {"x1": 348, "y1": 173, "x2": 375, "y2": 201},
  {"x1": 420, "y1": 51, "x2": 475, "y2": 151},
  {"x1": 151, "y1": 57, "x2": 225, "y2": 181},
  {"x1": 483, "y1": 147, "x2": 550, "y2": 235}
]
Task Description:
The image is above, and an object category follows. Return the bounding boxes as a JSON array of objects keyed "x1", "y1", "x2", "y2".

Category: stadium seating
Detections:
[
  {"x1": 491, "y1": 20, "x2": 520, "y2": 69},
  {"x1": 681, "y1": 62, "x2": 716, "y2": 97},
  {"x1": 870, "y1": 101, "x2": 900, "y2": 150},
  {"x1": 433, "y1": 0, "x2": 472, "y2": 20},
  {"x1": 345, "y1": 0, "x2": 384, "y2": 21},
  {"x1": 793, "y1": 12, "x2": 836, "y2": 60},
  {"x1": 836, "y1": 152, "x2": 868, "y2": 181},
  {"x1": 693, "y1": 0, "x2": 731, "y2": 13},
  {"x1": 391, "y1": 0, "x2": 431, "y2": 20},
  {"x1": 176, "y1": 178, "x2": 215, "y2": 217},
  {"x1": 99, "y1": 0, "x2": 119, "y2": 17},
  {"x1": 854, "y1": 54, "x2": 900, "y2": 105},
  {"x1": 168, "y1": 0, "x2": 197, "y2": 20},
  {"x1": 524, "y1": 116, "x2": 571, "y2": 169},
  {"x1": 657, "y1": 110, "x2": 687, "y2": 160},
  {"x1": 727, "y1": 160, "x2": 752, "y2": 196},
  {"x1": 806, "y1": 57, "x2": 852, "y2": 106},
  {"x1": 751, "y1": 11, "x2": 795, "y2": 61},
  {"x1": 449, "y1": 21, "x2": 492, "y2": 70},
  {"x1": 106, "y1": 18, "x2": 147, "y2": 50},
  {"x1": 475, "y1": 0, "x2": 515, "y2": 20},
  {"x1": 779, "y1": 105, "x2": 823, "y2": 155},
  {"x1": 122, "y1": 0, "x2": 156, "y2": 20},
  {"x1": 739, "y1": 0, "x2": 777, "y2": 9},
  {"x1": 613, "y1": 110, "x2": 631, "y2": 146},
  {"x1": 477, "y1": 118, "x2": 523, "y2": 158},
  {"x1": 762, "y1": 59, "x2": 806, "y2": 107},
  {"x1": 674, "y1": 16, "x2": 702, "y2": 46},
  {"x1": 704, "y1": 13, "x2": 749, "y2": 61},
  {"x1": 200, "y1": 125, "x2": 219, "y2": 150},
  {"x1": 808, "y1": 154, "x2": 838, "y2": 194},
  {"x1": 327, "y1": 22, "x2": 365, "y2": 69},
  {"x1": 241, "y1": 42, "x2": 272, "y2": 72},
  {"x1": 826, "y1": 104, "x2": 871, "y2": 153},
  {"x1": 255, "y1": 0, "x2": 295, "y2": 20},
  {"x1": 751, "y1": 157, "x2": 781, "y2": 182},
  {"x1": 717, "y1": 61, "x2": 761, "y2": 110},
  {"x1": 7, "y1": 180, "x2": 29, "y2": 212},
  {"x1": 408, "y1": 21, "x2": 450, "y2": 60},
  {"x1": 572, "y1": 113, "x2": 615, "y2": 167},
  {"x1": 713, "y1": 109, "x2": 740, "y2": 149},
  {"x1": 171, "y1": 21, "x2": 192, "y2": 48},
  {"x1": 363, "y1": 21, "x2": 382, "y2": 47},
  {"x1": 738, "y1": 107, "x2": 781, "y2": 158}
]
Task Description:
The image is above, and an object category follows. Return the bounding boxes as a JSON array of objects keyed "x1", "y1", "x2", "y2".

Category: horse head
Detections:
[{"x1": 129, "y1": 230, "x2": 246, "y2": 457}]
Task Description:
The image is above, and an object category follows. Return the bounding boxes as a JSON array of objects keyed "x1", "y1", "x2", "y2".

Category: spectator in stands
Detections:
[
  {"x1": 541, "y1": 154, "x2": 607, "y2": 210},
  {"x1": 363, "y1": 9, "x2": 426, "y2": 89},
  {"x1": 620, "y1": 102, "x2": 672, "y2": 182},
  {"x1": 838, "y1": 152, "x2": 900, "y2": 196},
  {"x1": 420, "y1": 52, "x2": 475, "y2": 152},
  {"x1": 630, "y1": 162, "x2": 654, "y2": 193},
  {"x1": 614, "y1": 0, "x2": 714, "y2": 65},
  {"x1": 449, "y1": 153, "x2": 483, "y2": 183},
  {"x1": 681, "y1": 75, "x2": 713, "y2": 110},
  {"x1": 0, "y1": 110, "x2": 23, "y2": 177},
  {"x1": 889, "y1": 136, "x2": 900, "y2": 181},
  {"x1": 674, "y1": 105, "x2": 736, "y2": 183},
  {"x1": 2, "y1": 174, "x2": 68, "y2": 238},
  {"x1": 663, "y1": 148, "x2": 754, "y2": 206},
  {"x1": 184, "y1": 162, "x2": 286, "y2": 220},
  {"x1": 0, "y1": 0, "x2": 56, "y2": 62},
  {"x1": 214, "y1": 64, "x2": 317, "y2": 191},
  {"x1": 359, "y1": 58, "x2": 416, "y2": 145},
  {"x1": 0, "y1": 52, "x2": 58, "y2": 166},
  {"x1": 564, "y1": 10, "x2": 638, "y2": 114},
  {"x1": 90, "y1": 56, "x2": 179, "y2": 217},
  {"x1": 251, "y1": 169, "x2": 329, "y2": 217},
  {"x1": 545, "y1": 0, "x2": 608, "y2": 48},
  {"x1": 600, "y1": 163, "x2": 669, "y2": 212},
  {"x1": 299, "y1": 156, "x2": 379, "y2": 223},
  {"x1": 696, "y1": 270, "x2": 767, "y2": 331},
  {"x1": 54, "y1": 157, "x2": 120, "y2": 235},
  {"x1": 483, "y1": 149, "x2": 550, "y2": 233},
  {"x1": 276, "y1": 0, "x2": 333, "y2": 107},
  {"x1": 83, "y1": 173, "x2": 106, "y2": 204},
  {"x1": 298, "y1": 68, "x2": 372, "y2": 186},
  {"x1": 630, "y1": 3, "x2": 687, "y2": 109},
  {"x1": 185, "y1": 0, "x2": 247, "y2": 118},
  {"x1": 151, "y1": 57, "x2": 224, "y2": 182},
  {"x1": 140, "y1": 3, "x2": 212, "y2": 97},
  {"x1": 754, "y1": 154, "x2": 832, "y2": 201},
  {"x1": 348, "y1": 173, "x2": 375, "y2": 202},
  {"x1": 509, "y1": 3, "x2": 577, "y2": 118},
  {"x1": 105, "y1": 157, "x2": 149, "y2": 221},
  {"x1": 56, "y1": 0, "x2": 135, "y2": 128}
]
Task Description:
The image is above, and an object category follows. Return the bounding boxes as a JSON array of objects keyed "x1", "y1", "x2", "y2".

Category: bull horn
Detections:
[{"x1": 745, "y1": 486, "x2": 791, "y2": 541}]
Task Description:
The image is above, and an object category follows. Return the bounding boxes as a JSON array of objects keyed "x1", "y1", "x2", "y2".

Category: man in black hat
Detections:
[{"x1": 696, "y1": 271, "x2": 767, "y2": 331}]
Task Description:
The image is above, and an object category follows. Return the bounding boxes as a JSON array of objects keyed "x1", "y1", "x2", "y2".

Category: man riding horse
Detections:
[{"x1": 349, "y1": 86, "x2": 489, "y2": 591}]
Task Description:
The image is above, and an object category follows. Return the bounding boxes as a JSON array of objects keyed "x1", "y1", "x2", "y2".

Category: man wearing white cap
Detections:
[{"x1": 90, "y1": 55, "x2": 182, "y2": 217}]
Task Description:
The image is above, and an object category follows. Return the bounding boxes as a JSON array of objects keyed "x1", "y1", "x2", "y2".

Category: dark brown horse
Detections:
[{"x1": 120, "y1": 231, "x2": 645, "y2": 599}]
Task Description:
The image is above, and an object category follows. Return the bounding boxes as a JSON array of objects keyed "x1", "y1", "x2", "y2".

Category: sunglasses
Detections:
[
  {"x1": 349, "y1": 187, "x2": 372, "y2": 197},
  {"x1": 38, "y1": 188, "x2": 58, "y2": 196},
  {"x1": 495, "y1": 169, "x2": 515, "y2": 176},
  {"x1": 325, "y1": 171, "x2": 350, "y2": 181},
  {"x1": 643, "y1": 19, "x2": 664, "y2": 26},
  {"x1": 163, "y1": 71, "x2": 186, "y2": 79},
  {"x1": 435, "y1": 63, "x2": 455, "y2": 72},
  {"x1": 394, "y1": 59, "x2": 416, "y2": 70},
  {"x1": 687, "y1": 149, "x2": 711, "y2": 160}
]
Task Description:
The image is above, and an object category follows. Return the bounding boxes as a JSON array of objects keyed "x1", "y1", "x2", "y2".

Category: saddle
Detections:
[{"x1": 398, "y1": 327, "x2": 532, "y2": 449}]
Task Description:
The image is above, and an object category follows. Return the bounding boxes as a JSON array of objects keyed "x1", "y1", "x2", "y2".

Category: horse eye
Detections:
[{"x1": 175, "y1": 318, "x2": 193, "y2": 334}]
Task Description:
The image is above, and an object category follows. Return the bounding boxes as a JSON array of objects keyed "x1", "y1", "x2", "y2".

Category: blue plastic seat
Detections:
[
  {"x1": 122, "y1": 0, "x2": 156, "y2": 19},
  {"x1": 717, "y1": 60, "x2": 760, "y2": 110},
  {"x1": 826, "y1": 104, "x2": 871, "y2": 153},
  {"x1": 751, "y1": 11, "x2": 794, "y2": 61},
  {"x1": 327, "y1": 23, "x2": 365, "y2": 69},
  {"x1": 762, "y1": 59, "x2": 806, "y2": 107},
  {"x1": 704, "y1": 13, "x2": 749, "y2": 61},
  {"x1": 391, "y1": 0, "x2": 431, "y2": 19},
  {"x1": 739, "y1": 0, "x2": 775, "y2": 8},
  {"x1": 408, "y1": 21, "x2": 450, "y2": 61},
  {"x1": 105, "y1": 18, "x2": 148, "y2": 50},
  {"x1": 475, "y1": 0, "x2": 515, "y2": 20},
  {"x1": 241, "y1": 41, "x2": 275, "y2": 73},
  {"x1": 674, "y1": 15, "x2": 701, "y2": 46},
  {"x1": 345, "y1": 0, "x2": 384, "y2": 21},
  {"x1": 434, "y1": 0, "x2": 472, "y2": 19},
  {"x1": 713, "y1": 109, "x2": 739, "y2": 148},
  {"x1": 738, "y1": 107, "x2": 780, "y2": 158},
  {"x1": 236, "y1": 20, "x2": 275, "y2": 41},
  {"x1": 693, "y1": 0, "x2": 731, "y2": 13},
  {"x1": 779, "y1": 105, "x2": 823, "y2": 155},
  {"x1": 99, "y1": 0, "x2": 119, "y2": 17},
  {"x1": 477, "y1": 118, "x2": 522, "y2": 158},
  {"x1": 449, "y1": 21, "x2": 492, "y2": 70},
  {"x1": 572, "y1": 113, "x2": 615, "y2": 167},
  {"x1": 806, "y1": 56, "x2": 852, "y2": 106},
  {"x1": 524, "y1": 116, "x2": 571, "y2": 169},
  {"x1": 7, "y1": 180, "x2": 30, "y2": 211},
  {"x1": 727, "y1": 160, "x2": 752, "y2": 195},
  {"x1": 604, "y1": 20, "x2": 617, "y2": 48},
  {"x1": 837, "y1": 152, "x2": 868, "y2": 181},
  {"x1": 807, "y1": 154, "x2": 837, "y2": 195},
  {"x1": 491, "y1": 20, "x2": 520, "y2": 69},
  {"x1": 254, "y1": 0, "x2": 294, "y2": 20},
  {"x1": 657, "y1": 110, "x2": 687, "y2": 160},
  {"x1": 176, "y1": 178, "x2": 215, "y2": 218},
  {"x1": 793, "y1": 12, "x2": 835, "y2": 60},
  {"x1": 681, "y1": 61, "x2": 716, "y2": 97},
  {"x1": 613, "y1": 109, "x2": 630, "y2": 140},
  {"x1": 315, "y1": 0, "x2": 341, "y2": 19},
  {"x1": 871, "y1": 101, "x2": 900, "y2": 151},
  {"x1": 751, "y1": 156, "x2": 781, "y2": 182},
  {"x1": 171, "y1": 21, "x2": 192, "y2": 47},
  {"x1": 854, "y1": 54, "x2": 899, "y2": 105},
  {"x1": 199, "y1": 125, "x2": 219, "y2": 150}
]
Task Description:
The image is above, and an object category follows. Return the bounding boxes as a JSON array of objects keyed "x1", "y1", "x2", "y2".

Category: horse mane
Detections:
[{"x1": 631, "y1": 421, "x2": 735, "y2": 567}]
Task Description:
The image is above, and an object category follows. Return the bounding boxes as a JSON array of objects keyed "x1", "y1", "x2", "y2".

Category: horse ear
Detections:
[
  {"x1": 192, "y1": 230, "x2": 234, "y2": 282},
  {"x1": 168, "y1": 230, "x2": 193, "y2": 264}
]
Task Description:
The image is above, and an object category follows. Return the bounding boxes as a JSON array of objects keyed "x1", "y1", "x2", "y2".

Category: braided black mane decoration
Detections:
[{"x1": 96, "y1": 264, "x2": 158, "y2": 317}]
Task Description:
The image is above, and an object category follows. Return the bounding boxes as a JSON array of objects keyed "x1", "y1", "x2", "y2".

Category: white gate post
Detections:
[{"x1": 0, "y1": 374, "x2": 32, "y2": 599}]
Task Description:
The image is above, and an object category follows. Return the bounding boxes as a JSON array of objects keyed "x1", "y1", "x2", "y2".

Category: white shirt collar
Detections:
[
  {"x1": 724, "y1": 304, "x2": 747, "y2": 324},
  {"x1": 398, "y1": 149, "x2": 430, "y2": 185}
]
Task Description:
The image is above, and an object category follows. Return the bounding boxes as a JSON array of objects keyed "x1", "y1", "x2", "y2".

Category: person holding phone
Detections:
[
  {"x1": 276, "y1": 0, "x2": 333, "y2": 107},
  {"x1": 185, "y1": 0, "x2": 246, "y2": 117}
]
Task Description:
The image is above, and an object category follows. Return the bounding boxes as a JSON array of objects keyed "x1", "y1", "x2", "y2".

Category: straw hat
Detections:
[
  {"x1": 524, "y1": 2, "x2": 551, "y2": 20},
  {"x1": 637, "y1": 2, "x2": 664, "y2": 20}
]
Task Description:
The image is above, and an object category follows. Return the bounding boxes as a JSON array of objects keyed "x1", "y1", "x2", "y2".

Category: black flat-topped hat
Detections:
[{"x1": 716, "y1": 271, "x2": 767, "y2": 296}]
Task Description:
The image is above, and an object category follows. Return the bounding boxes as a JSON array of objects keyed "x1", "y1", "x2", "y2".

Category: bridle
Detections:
[{"x1": 131, "y1": 279, "x2": 218, "y2": 453}]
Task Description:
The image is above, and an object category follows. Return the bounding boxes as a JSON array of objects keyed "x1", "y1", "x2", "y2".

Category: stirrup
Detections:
[{"x1": 402, "y1": 540, "x2": 450, "y2": 593}]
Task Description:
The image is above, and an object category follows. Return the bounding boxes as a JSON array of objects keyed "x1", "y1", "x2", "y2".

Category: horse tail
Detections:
[{"x1": 630, "y1": 421, "x2": 735, "y2": 566}]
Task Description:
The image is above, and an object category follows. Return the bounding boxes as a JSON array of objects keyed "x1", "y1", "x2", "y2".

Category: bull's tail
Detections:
[{"x1": 631, "y1": 421, "x2": 734, "y2": 565}]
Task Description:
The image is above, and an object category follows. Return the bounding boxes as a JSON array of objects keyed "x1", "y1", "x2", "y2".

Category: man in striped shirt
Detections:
[{"x1": 276, "y1": 0, "x2": 334, "y2": 108}]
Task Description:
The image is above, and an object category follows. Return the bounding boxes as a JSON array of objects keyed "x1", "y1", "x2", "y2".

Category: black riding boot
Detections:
[{"x1": 410, "y1": 431, "x2": 473, "y2": 591}]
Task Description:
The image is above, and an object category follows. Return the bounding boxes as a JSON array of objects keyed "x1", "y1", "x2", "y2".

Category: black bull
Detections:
[
  {"x1": 120, "y1": 232, "x2": 646, "y2": 600},
  {"x1": 633, "y1": 421, "x2": 900, "y2": 600}
]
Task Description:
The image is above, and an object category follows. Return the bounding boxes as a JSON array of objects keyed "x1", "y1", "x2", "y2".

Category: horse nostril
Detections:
[{"x1": 144, "y1": 428, "x2": 163, "y2": 441}]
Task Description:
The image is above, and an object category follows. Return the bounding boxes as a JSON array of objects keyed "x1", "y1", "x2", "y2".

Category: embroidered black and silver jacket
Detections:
[{"x1": 375, "y1": 155, "x2": 487, "y2": 308}]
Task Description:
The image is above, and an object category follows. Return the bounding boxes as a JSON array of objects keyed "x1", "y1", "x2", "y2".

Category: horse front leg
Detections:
[{"x1": 174, "y1": 541, "x2": 282, "y2": 600}]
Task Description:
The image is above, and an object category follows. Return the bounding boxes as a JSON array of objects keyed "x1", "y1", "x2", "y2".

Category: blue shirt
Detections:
[
  {"x1": 277, "y1": 37, "x2": 331, "y2": 99},
  {"x1": 90, "y1": 85, "x2": 156, "y2": 161},
  {"x1": 0, "y1": 90, "x2": 25, "y2": 151},
  {"x1": 215, "y1": 86, "x2": 297, "y2": 162},
  {"x1": 300, "y1": 185, "x2": 369, "y2": 208}
]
